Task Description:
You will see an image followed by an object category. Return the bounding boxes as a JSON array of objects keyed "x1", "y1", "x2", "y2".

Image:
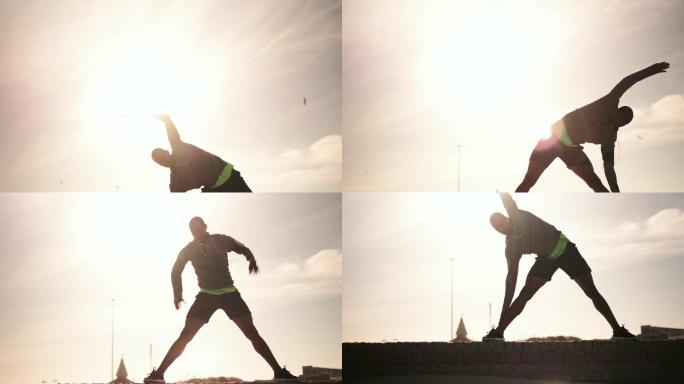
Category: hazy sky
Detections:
[
  {"x1": 0, "y1": 193, "x2": 341, "y2": 383},
  {"x1": 0, "y1": 0, "x2": 341, "y2": 192},
  {"x1": 343, "y1": 0, "x2": 684, "y2": 191},
  {"x1": 343, "y1": 193, "x2": 684, "y2": 342}
]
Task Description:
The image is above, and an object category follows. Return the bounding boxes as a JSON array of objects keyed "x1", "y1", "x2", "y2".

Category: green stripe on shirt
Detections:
[
  {"x1": 200, "y1": 286, "x2": 237, "y2": 295},
  {"x1": 212, "y1": 163, "x2": 234, "y2": 188},
  {"x1": 548, "y1": 233, "x2": 569, "y2": 260}
]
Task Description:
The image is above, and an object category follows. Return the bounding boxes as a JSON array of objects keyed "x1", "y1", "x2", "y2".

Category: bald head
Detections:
[
  {"x1": 490, "y1": 212, "x2": 511, "y2": 235},
  {"x1": 189, "y1": 216, "x2": 208, "y2": 239},
  {"x1": 151, "y1": 148, "x2": 173, "y2": 168}
]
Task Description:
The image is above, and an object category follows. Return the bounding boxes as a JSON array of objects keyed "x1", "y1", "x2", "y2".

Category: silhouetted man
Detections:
[
  {"x1": 482, "y1": 193, "x2": 635, "y2": 341},
  {"x1": 144, "y1": 217, "x2": 297, "y2": 383},
  {"x1": 151, "y1": 115, "x2": 252, "y2": 192},
  {"x1": 516, "y1": 62, "x2": 670, "y2": 192}
]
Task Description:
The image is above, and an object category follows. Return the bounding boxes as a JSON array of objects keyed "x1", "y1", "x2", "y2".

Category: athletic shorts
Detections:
[
  {"x1": 202, "y1": 170, "x2": 252, "y2": 193},
  {"x1": 529, "y1": 129, "x2": 592, "y2": 170},
  {"x1": 528, "y1": 242, "x2": 592, "y2": 281},
  {"x1": 186, "y1": 291, "x2": 252, "y2": 323}
]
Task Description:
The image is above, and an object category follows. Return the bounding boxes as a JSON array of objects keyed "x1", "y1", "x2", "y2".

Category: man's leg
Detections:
[
  {"x1": 233, "y1": 314, "x2": 281, "y2": 372},
  {"x1": 157, "y1": 318, "x2": 205, "y2": 375},
  {"x1": 516, "y1": 139, "x2": 557, "y2": 192},
  {"x1": 496, "y1": 276, "x2": 547, "y2": 333},
  {"x1": 573, "y1": 273, "x2": 620, "y2": 330},
  {"x1": 560, "y1": 146, "x2": 609, "y2": 192}
]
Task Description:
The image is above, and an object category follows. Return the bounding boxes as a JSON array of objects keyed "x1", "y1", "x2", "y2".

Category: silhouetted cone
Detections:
[
  {"x1": 450, "y1": 316, "x2": 471, "y2": 342},
  {"x1": 111, "y1": 357, "x2": 133, "y2": 384}
]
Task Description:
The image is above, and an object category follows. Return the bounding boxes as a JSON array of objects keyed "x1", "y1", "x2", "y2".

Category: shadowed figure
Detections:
[
  {"x1": 482, "y1": 193, "x2": 636, "y2": 341},
  {"x1": 143, "y1": 217, "x2": 297, "y2": 383},
  {"x1": 516, "y1": 62, "x2": 670, "y2": 192},
  {"x1": 151, "y1": 114, "x2": 252, "y2": 193}
]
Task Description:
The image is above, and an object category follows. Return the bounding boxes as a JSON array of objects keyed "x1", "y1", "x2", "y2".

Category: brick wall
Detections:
[{"x1": 343, "y1": 341, "x2": 684, "y2": 382}]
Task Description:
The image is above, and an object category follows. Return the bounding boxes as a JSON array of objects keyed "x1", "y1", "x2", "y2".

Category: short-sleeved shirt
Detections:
[
  {"x1": 562, "y1": 95, "x2": 619, "y2": 145},
  {"x1": 169, "y1": 142, "x2": 229, "y2": 192},
  {"x1": 171, "y1": 234, "x2": 243, "y2": 301},
  {"x1": 506, "y1": 209, "x2": 563, "y2": 260}
]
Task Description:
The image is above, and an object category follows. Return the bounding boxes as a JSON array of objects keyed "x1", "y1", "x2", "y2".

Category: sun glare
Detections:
[
  {"x1": 423, "y1": 2, "x2": 567, "y2": 121},
  {"x1": 78, "y1": 24, "x2": 226, "y2": 153}
]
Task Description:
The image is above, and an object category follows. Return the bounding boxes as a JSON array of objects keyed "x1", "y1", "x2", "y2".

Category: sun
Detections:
[{"x1": 77, "y1": 25, "x2": 225, "y2": 153}]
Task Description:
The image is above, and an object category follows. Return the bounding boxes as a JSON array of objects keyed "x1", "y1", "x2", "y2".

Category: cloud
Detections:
[
  {"x1": 280, "y1": 134, "x2": 342, "y2": 168},
  {"x1": 592, "y1": 208, "x2": 684, "y2": 264},
  {"x1": 248, "y1": 249, "x2": 342, "y2": 301},
  {"x1": 629, "y1": 94, "x2": 684, "y2": 142},
  {"x1": 261, "y1": 135, "x2": 341, "y2": 191}
]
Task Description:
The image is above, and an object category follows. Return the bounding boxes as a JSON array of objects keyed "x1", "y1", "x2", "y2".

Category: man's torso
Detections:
[
  {"x1": 179, "y1": 234, "x2": 238, "y2": 290},
  {"x1": 563, "y1": 95, "x2": 619, "y2": 145},
  {"x1": 170, "y1": 142, "x2": 228, "y2": 192},
  {"x1": 506, "y1": 210, "x2": 562, "y2": 259}
]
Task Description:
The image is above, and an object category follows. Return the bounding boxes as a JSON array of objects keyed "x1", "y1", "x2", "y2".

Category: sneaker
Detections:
[
  {"x1": 143, "y1": 369, "x2": 165, "y2": 384},
  {"x1": 482, "y1": 328, "x2": 505, "y2": 342},
  {"x1": 274, "y1": 366, "x2": 298, "y2": 381},
  {"x1": 612, "y1": 325, "x2": 636, "y2": 339}
]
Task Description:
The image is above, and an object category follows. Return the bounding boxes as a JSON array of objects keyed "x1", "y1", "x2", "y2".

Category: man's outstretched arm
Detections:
[
  {"x1": 609, "y1": 62, "x2": 670, "y2": 100},
  {"x1": 500, "y1": 192, "x2": 519, "y2": 218},
  {"x1": 155, "y1": 114, "x2": 182, "y2": 150},
  {"x1": 171, "y1": 251, "x2": 188, "y2": 309},
  {"x1": 499, "y1": 254, "x2": 519, "y2": 325},
  {"x1": 601, "y1": 142, "x2": 619, "y2": 192}
]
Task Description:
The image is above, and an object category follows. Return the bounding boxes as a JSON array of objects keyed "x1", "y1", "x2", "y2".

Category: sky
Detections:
[
  {"x1": 343, "y1": 193, "x2": 684, "y2": 342},
  {"x1": 343, "y1": 0, "x2": 684, "y2": 192},
  {"x1": 0, "y1": 193, "x2": 341, "y2": 383},
  {"x1": 0, "y1": 0, "x2": 341, "y2": 192}
]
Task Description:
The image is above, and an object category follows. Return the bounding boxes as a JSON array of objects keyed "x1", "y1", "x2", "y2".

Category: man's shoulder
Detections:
[
  {"x1": 179, "y1": 241, "x2": 197, "y2": 255},
  {"x1": 209, "y1": 233, "x2": 232, "y2": 240}
]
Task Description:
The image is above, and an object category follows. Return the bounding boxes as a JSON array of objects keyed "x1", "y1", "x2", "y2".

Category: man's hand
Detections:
[
  {"x1": 154, "y1": 113, "x2": 172, "y2": 122},
  {"x1": 647, "y1": 62, "x2": 670, "y2": 74},
  {"x1": 174, "y1": 298, "x2": 184, "y2": 310},
  {"x1": 248, "y1": 257, "x2": 259, "y2": 275},
  {"x1": 154, "y1": 114, "x2": 181, "y2": 147}
]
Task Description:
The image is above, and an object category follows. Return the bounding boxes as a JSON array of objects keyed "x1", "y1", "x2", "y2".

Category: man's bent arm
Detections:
[
  {"x1": 171, "y1": 251, "x2": 188, "y2": 302},
  {"x1": 233, "y1": 240, "x2": 255, "y2": 261},
  {"x1": 601, "y1": 143, "x2": 619, "y2": 192},
  {"x1": 499, "y1": 254, "x2": 519, "y2": 325},
  {"x1": 609, "y1": 62, "x2": 670, "y2": 100}
]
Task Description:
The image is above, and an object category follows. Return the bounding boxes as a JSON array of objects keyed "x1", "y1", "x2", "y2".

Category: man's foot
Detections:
[
  {"x1": 274, "y1": 366, "x2": 298, "y2": 381},
  {"x1": 143, "y1": 369, "x2": 165, "y2": 384},
  {"x1": 482, "y1": 328, "x2": 505, "y2": 342},
  {"x1": 612, "y1": 325, "x2": 636, "y2": 339}
]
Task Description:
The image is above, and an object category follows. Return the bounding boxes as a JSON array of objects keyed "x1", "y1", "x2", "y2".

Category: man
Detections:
[
  {"x1": 483, "y1": 193, "x2": 635, "y2": 341},
  {"x1": 150, "y1": 114, "x2": 252, "y2": 192},
  {"x1": 516, "y1": 62, "x2": 670, "y2": 192},
  {"x1": 144, "y1": 217, "x2": 297, "y2": 383}
]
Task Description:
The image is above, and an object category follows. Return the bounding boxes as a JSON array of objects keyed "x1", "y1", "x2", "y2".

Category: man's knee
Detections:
[
  {"x1": 179, "y1": 322, "x2": 202, "y2": 342},
  {"x1": 518, "y1": 285, "x2": 539, "y2": 302}
]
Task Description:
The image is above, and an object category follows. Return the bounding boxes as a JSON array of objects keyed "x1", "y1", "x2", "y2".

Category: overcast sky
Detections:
[
  {"x1": 344, "y1": 193, "x2": 684, "y2": 342},
  {"x1": 0, "y1": 0, "x2": 341, "y2": 192},
  {"x1": 0, "y1": 193, "x2": 341, "y2": 383},
  {"x1": 343, "y1": 0, "x2": 684, "y2": 191}
]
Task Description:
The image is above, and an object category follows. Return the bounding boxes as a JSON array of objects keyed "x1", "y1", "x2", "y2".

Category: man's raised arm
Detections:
[
  {"x1": 155, "y1": 114, "x2": 182, "y2": 150},
  {"x1": 499, "y1": 192, "x2": 519, "y2": 218},
  {"x1": 609, "y1": 62, "x2": 670, "y2": 100}
]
